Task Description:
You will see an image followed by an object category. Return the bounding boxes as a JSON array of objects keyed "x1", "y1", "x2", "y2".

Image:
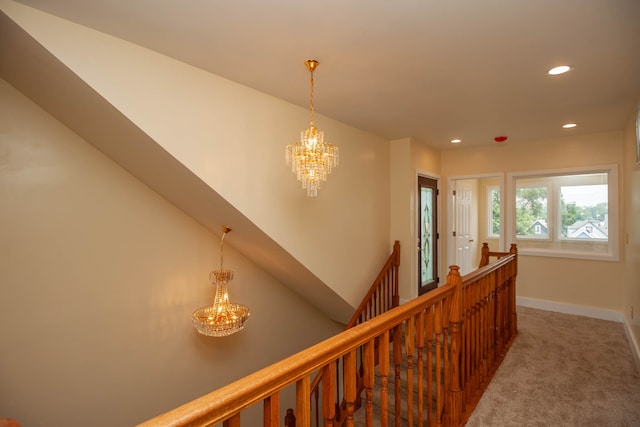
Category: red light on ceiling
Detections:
[{"x1": 494, "y1": 136, "x2": 508, "y2": 143}]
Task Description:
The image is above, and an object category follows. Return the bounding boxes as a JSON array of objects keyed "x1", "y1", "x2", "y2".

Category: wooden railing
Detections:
[
  {"x1": 460, "y1": 243, "x2": 518, "y2": 423},
  {"x1": 478, "y1": 242, "x2": 517, "y2": 268},
  {"x1": 308, "y1": 241, "x2": 401, "y2": 426},
  {"x1": 345, "y1": 240, "x2": 401, "y2": 329},
  {"x1": 138, "y1": 244, "x2": 517, "y2": 427}
]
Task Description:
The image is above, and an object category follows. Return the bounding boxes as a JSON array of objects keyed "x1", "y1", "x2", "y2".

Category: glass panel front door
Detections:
[{"x1": 418, "y1": 176, "x2": 438, "y2": 294}]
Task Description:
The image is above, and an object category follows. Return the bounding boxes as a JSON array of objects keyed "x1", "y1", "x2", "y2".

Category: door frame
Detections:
[
  {"x1": 416, "y1": 172, "x2": 441, "y2": 294},
  {"x1": 447, "y1": 173, "x2": 505, "y2": 273}
]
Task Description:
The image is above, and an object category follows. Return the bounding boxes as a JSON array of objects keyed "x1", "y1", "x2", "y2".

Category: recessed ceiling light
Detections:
[
  {"x1": 451, "y1": 139, "x2": 461, "y2": 143},
  {"x1": 547, "y1": 65, "x2": 572, "y2": 75},
  {"x1": 562, "y1": 123, "x2": 577, "y2": 128}
]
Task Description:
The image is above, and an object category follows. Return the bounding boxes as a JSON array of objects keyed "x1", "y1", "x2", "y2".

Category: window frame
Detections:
[
  {"x1": 486, "y1": 185, "x2": 501, "y2": 239},
  {"x1": 514, "y1": 181, "x2": 551, "y2": 241},
  {"x1": 506, "y1": 165, "x2": 619, "y2": 262}
]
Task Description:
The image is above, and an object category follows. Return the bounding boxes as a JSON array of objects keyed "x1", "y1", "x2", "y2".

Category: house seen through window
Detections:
[{"x1": 510, "y1": 168, "x2": 616, "y2": 260}]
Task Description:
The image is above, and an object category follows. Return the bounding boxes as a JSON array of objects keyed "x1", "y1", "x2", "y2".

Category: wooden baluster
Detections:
[
  {"x1": 373, "y1": 289, "x2": 377, "y2": 319},
  {"x1": 312, "y1": 382, "x2": 319, "y2": 427},
  {"x1": 363, "y1": 340, "x2": 374, "y2": 426},
  {"x1": 425, "y1": 305, "x2": 434, "y2": 426},
  {"x1": 442, "y1": 297, "x2": 451, "y2": 425},
  {"x1": 469, "y1": 279, "x2": 477, "y2": 395},
  {"x1": 393, "y1": 324, "x2": 402, "y2": 427},
  {"x1": 263, "y1": 394, "x2": 279, "y2": 426},
  {"x1": 343, "y1": 350, "x2": 356, "y2": 427},
  {"x1": 473, "y1": 276, "x2": 481, "y2": 393},
  {"x1": 379, "y1": 331, "x2": 390, "y2": 427},
  {"x1": 223, "y1": 414, "x2": 240, "y2": 427},
  {"x1": 406, "y1": 317, "x2": 415, "y2": 427},
  {"x1": 322, "y1": 361, "x2": 336, "y2": 426},
  {"x1": 416, "y1": 311, "x2": 425, "y2": 426},
  {"x1": 495, "y1": 268, "x2": 504, "y2": 357},
  {"x1": 486, "y1": 271, "x2": 493, "y2": 367},
  {"x1": 434, "y1": 300, "x2": 443, "y2": 426},
  {"x1": 335, "y1": 359, "x2": 341, "y2": 423},
  {"x1": 385, "y1": 278, "x2": 390, "y2": 312},
  {"x1": 296, "y1": 376, "x2": 310, "y2": 427},
  {"x1": 480, "y1": 275, "x2": 488, "y2": 386},
  {"x1": 463, "y1": 280, "x2": 472, "y2": 403}
]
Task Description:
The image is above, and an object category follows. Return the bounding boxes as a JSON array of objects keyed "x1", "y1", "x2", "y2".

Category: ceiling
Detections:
[{"x1": 13, "y1": 0, "x2": 640, "y2": 150}]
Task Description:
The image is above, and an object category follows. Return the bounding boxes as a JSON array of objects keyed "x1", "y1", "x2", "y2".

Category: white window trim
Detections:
[
  {"x1": 506, "y1": 165, "x2": 619, "y2": 262},
  {"x1": 486, "y1": 185, "x2": 500, "y2": 239}
]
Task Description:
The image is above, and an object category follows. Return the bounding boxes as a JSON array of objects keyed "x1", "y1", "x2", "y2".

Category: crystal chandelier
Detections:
[
  {"x1": 192, "y1": 226, "x2": 250, "y2": 337},
  {"x1": 286, "y1": 59, "x2": 339, "y2": 197}
]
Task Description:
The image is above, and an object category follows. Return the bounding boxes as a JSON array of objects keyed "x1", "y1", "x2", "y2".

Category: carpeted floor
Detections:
[{"x1": 466, "y1": 306, "x2": 640, "y2": 427}]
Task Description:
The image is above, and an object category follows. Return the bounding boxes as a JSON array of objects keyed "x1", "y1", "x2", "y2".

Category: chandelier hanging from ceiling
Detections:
[
  {"x1": 192, "y1": 226, "x2": 250, "y2": 337},
  {"x1": 286, "y1": 59, "x2": 339, "y2": 197}
]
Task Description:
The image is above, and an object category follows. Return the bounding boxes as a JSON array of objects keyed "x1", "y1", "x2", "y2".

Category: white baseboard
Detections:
[{"x1": 516, "y1": 296, "x2": 623, "y2": 322}]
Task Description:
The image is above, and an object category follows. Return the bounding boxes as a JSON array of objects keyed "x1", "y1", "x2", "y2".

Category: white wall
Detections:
[
  {"x1": 622, "y1": 106, "x2": 640, "y2": 369},
  {"x1": 441, "y1": 132, "x2": 626, "y2": 313},
  {"x1": 0, "y1": 78, "x2": 343, "y2": 426},
  {"x1": 1, "y1": 1, "x2": 392, "y2": 309},
  {"x1": 389, "y1": 138, "x2": 441, "y2": 301}
]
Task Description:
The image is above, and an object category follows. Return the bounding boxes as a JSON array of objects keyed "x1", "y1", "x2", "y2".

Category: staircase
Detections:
[
  {"x1": 352, "y1": 331, "x2": 446, "y2": 426},
  {"x1": 137, "y1": 243, "x2": 518, "y2": 427}
]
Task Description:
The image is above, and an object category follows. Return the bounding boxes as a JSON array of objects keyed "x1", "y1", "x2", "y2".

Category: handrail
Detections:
[
  {"x1": 309, "y1": 239, "x2": 400, "y2": 385},
  {"x1": 138, "y1": 281, "x2": 458, "y2": 427},
  {"x1": 345, "y1": 240, "x2": 401, "y2": 329},
  {"x1": 138, "y1": 244, "x2": 518, "y2": 427},
  {"x1": 478, "y1": 242, "x2": 517, "y2": 268}
]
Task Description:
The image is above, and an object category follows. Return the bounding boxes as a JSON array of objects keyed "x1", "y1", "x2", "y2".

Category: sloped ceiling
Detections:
[{"x1": 0, "y1": 7, "x2": 355, "y2": 324}]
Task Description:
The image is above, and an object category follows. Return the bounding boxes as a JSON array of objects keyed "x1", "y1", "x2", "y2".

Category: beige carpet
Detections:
[{"x1": 466, "y1": 306, "x2": 640, "y2": 427}]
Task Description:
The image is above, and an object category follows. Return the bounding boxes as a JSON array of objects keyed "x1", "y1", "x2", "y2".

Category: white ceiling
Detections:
[{"x1": 14, "y1": 0, "x2": 640, "y2": 150}]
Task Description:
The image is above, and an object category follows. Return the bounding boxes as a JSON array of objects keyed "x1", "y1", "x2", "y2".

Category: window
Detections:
[
  {"x1": 487, "y1": 185, "x2": 501, "y2": 238},
  {"x1": 515, "y1": 183, "x2": 548, "y2": 239},
  {"x1": 508, "y1": 166, "x2": 618, "y2": 261}
]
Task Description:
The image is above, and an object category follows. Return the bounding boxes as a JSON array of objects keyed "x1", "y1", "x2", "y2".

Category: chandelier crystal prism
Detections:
[
  {"x1": 192, "y1": 226, "x2": 250, "y2": 337},
  {"x1": 286, "y1": 59, "x2": 339, "y2": 197}
]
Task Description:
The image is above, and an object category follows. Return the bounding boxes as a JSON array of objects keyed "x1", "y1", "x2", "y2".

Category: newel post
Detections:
[
  {"x1": 447, "y1": 265, "x2": 463, "y2": 426},
  {"x1": 479, "y1": 242, "x2": 490, "y2": 267},
  {"x1": 392, "y1": 240, "x2": 401, "y2": 307}
]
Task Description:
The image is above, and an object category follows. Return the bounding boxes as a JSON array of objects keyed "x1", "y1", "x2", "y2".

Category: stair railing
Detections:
[
  {"x1": 345, "y1": 240, "x2": 401, "y2": 329},
  {"x1": 309, "y1": 240, "x2": 401, "y2": 426},
  {"x1": 137, "y1": 244, "x2": 517, "y2": 427}
]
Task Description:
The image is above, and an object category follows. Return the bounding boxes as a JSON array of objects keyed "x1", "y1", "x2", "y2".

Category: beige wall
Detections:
[
  {"x1": 622, "y1": 104, "x2": 640, "y2": 366},
  {"x1": 390, "y1": 138, "x2": 441, "y2": 300},
  {"x1": 2, "y1": 1, "x2": 391, "y2": 309},
  {"x1": 0, "y1": 79, "x2": 343, "y2": 426},
  {"x1": 441, "y1": 132, "x2": 626, "y2": 312}
]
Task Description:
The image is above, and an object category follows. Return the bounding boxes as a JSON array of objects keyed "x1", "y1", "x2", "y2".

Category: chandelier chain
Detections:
[
  {"x1": 219, "y1": 226, "x2": 231, "y2": 270},
  {"x1": 309, "y1": 68, "x2": 315, "y2": 126}
]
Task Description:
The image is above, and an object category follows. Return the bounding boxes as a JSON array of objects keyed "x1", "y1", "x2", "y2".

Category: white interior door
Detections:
[{"x1": 453, "y1": 179, "x2": 478, "y2": 275}]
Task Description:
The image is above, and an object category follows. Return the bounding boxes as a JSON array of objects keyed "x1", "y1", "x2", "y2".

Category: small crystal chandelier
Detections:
[
  {"x1": 192, "y1": 226, "x2": 250, "y2": 337},
  {"x1": 286, "y1": 59, "x2": 339, "y2": 197}
]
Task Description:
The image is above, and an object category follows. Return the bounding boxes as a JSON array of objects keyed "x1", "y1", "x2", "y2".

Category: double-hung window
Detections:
[{"x1": 507, "y1": 166, "x2": 618, "y2": 261}]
